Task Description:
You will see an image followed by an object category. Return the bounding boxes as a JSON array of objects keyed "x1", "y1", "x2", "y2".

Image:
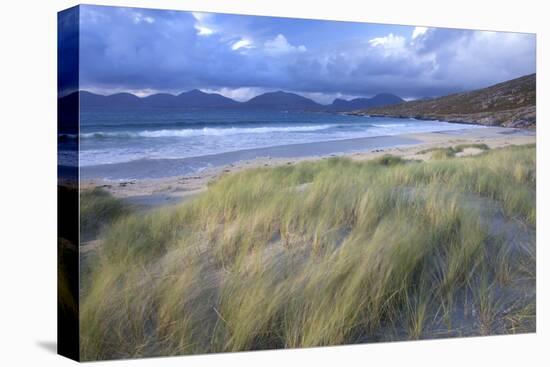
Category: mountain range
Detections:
[
  {"x1": 59, "y1": 89, "x2": 404, "y2": 112},
  {"x1": 353, "y1": 74, "x2": 536, "y2": 128},
  {"x1": 59, "y1": 74, "x2": 536, "y2": 128}
]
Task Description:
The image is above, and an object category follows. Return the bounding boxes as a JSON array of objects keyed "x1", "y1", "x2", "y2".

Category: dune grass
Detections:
[
  {"x1": 80, "y1": 144, "x2": 535, "y2": 360},
  {"x1": 80, "y1": 188, "x2": 129, "y2": 241},
  {"x1": 418, "y1": 143, "x2": 490, "y2": 160}
]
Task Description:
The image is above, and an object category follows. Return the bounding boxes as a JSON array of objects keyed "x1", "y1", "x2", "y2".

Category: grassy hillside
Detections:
[
  {"x1": 353, "y1": 74, "x2": 536, "y2": 128},
  {"x1": 80, "y1": 145, "x2": 536, "y2": 360}
]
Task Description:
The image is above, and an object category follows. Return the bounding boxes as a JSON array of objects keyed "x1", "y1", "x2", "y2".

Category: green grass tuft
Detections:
[{"x1": 374, "y1": 154, "x2": 407, "y2": 166}]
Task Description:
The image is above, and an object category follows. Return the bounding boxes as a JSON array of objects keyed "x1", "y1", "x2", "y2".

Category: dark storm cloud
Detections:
[{"x1": 77, "y1": 5, "x2": 536, "y2": 100}]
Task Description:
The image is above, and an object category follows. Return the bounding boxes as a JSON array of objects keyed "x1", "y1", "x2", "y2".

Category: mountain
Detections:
[
  {"x1": 329, "y1": 93, "x2": 403, "y2": 112},
  {"x1": 75, "y1": 90, "x2": 239, "y2": 109},
  {"x1": 60, "y1": 89, "x2": 405, "y2": 113},
  {"x1": 140, "y1": 90, "x2": 240, "y2": 108},
  {"x1": 177, "y1": 89, "x2": 239, "y2": 108},
  {"x1": 141, "y1": 93, "x2": 178, "y2": 108},
  {"x1": 242, "y1": 91, "x2": 323, "y2": 110},
  {"x1": 352, "y1": 74, "x2": 536, "y2": 128},
  {"x1": 79, "y1": 91, "x2": 142, "y2": 108}
]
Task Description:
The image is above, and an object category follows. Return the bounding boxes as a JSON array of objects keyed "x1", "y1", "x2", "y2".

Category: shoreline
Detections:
[
  {"x1": 79, "y1": 134, "x2": 423, "y2": 180},
  {"x1": 80, "y1": 126, "x2": 535, "y2": 210}
]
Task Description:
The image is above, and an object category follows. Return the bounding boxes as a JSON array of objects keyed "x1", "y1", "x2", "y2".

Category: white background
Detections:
[{"x1": 0, "y1": 0, "x2": 548, "y2": 365}]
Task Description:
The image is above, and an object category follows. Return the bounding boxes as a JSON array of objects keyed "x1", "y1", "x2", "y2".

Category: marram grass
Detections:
[
  {"x1": 418, "y1": 143, "x2": 490, "y2": 160},
  {"x1": 80, "y1": 144, "x2": 535, "y2": 360},
  {"x1": 80, "y1": 187, "x2": 129, "y2": 241}
]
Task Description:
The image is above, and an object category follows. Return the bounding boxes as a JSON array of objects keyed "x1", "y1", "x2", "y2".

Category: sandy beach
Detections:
[{"x1": 80, "y1": 126, "x2": 535, "y2": 210}]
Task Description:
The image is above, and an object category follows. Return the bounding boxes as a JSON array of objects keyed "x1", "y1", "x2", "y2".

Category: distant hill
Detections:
[
  {"x1": 80, "y1": 91, "x2": 142, "y2": 108},
  {"x1": 178, "y1": 89, "x2": 239, "y2": 108},
  {"x1": 242, "y1": 91, "x2": 323, "y2": 110},
  {"x1": 329, "y1": 93, "x2": 403, "y2": 112},
  {"x1": 141, "y1": 93, "x2": 178, "y2": 108},
  {"x1": 352, "y1": 74, "x2": 536, "y2": 128},
  {"x1": 78, "y1": 89, "x2": 239, "y2": 109},
  {"x1": 60, "y1": 89, "x2": 404, "y2": 112}
]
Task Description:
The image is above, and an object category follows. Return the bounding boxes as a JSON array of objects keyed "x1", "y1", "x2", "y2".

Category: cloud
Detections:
[
  {"x1": 132, "y1": 12, "x2": 154, "y2": 24},
  {"x1": 76, "y1": 5, "x2": 536, "y2": 100},
  {"x1": 58, "y1": 7, "x2": 80, "y2": 96},
  {"x1": 191, "y1": 12, "x2": 209, "y2": 22},
  {"x1": 412, "y1": 26, "x2": 428, "y2": 40},
  {"x1": 202, "y1": 86, "x2": 268, "y2": 101},
  {"x1": 232, "y1": 38, "x2": 254, "y2": 51},
  {"x1": 192, "y1": 11, "x2": 215, "y2": 36},
  {"x1": 195, "y1": 25, "x2": 213, "y2": 36},
  {"x1": 367, "y1": 33, "x2": 407, "y2": 57},
  {"x1": 264, "y1": 34, "x2": 306, "y2": 55},
  {"x1": 368, "y1": 33, "x2": 406, "y2": 48}
]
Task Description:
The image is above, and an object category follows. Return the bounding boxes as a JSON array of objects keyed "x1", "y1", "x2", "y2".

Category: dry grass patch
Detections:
[{"x1": 80, "y1": 144, "x2": 535, "y2": 360}]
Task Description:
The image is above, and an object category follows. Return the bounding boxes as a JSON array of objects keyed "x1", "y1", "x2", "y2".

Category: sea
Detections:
[{"x1": 59, "y1": 109, "x2": 482, "y2": 180}]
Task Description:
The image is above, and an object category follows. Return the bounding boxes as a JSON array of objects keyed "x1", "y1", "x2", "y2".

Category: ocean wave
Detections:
[
  {"x1": 80, "y1": 125, "x2": 335, "y2": 139},
  {"x1": 370, "y1": 123, "x2": 409, "y2": 128}
]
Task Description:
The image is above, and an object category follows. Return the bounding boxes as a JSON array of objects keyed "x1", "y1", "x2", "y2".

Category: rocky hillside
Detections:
[{"x1": 352, "y1": 74, "x2": 536, "y2": 128}]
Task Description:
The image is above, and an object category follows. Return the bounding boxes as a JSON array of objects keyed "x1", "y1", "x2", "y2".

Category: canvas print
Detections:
[{"x1": 57, "y1": 4, "x2": 536, "y2": 361}]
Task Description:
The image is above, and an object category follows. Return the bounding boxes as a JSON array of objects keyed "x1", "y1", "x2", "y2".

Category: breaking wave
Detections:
[{"x1": 80, "y1": 125, "x2": 335, "y2": 139}]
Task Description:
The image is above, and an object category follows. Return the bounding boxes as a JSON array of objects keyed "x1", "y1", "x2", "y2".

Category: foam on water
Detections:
[
  {"x1": 72, "y1": 110, "x2": 483, "y2": 167},
  {"x1": 80, "y1": 124, "x2": 336, "y2": 139}
]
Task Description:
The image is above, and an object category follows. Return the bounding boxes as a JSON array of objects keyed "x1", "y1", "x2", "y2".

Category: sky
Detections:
[{"x1": 66, "y1": 5, "x2": 536, "y2": 103}]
